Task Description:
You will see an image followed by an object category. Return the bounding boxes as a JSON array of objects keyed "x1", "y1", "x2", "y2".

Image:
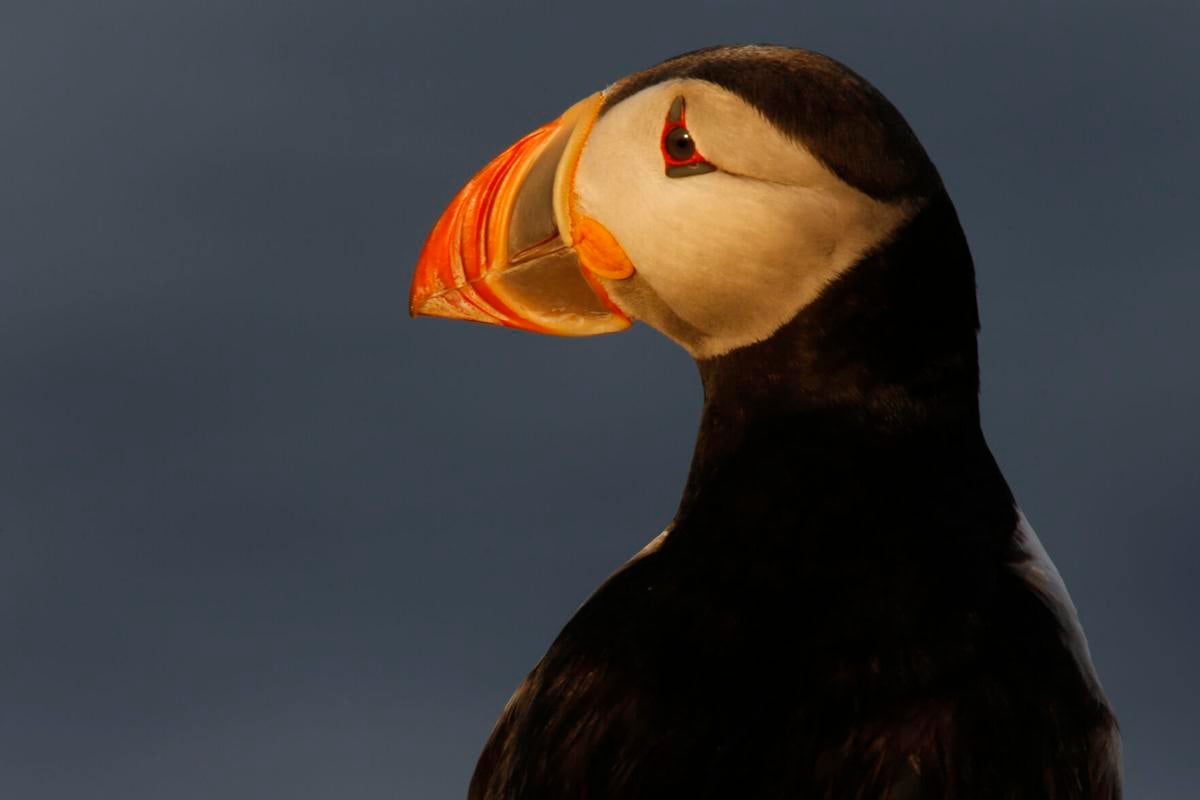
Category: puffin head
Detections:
[{"x1": 411, "y1": 45, "x2": 968, "y2": 370}]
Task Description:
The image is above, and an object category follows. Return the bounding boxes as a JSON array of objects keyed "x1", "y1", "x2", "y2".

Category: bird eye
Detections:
[
  {"x1": 664, "y1": 127, "x2": 695, "y2": 161},
  {"x1": 661, "y1": 96, "x2": 715, "y2": 178}
]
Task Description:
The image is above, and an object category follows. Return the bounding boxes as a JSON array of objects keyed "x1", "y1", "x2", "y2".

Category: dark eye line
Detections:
[{"x1": 661, "y1": 96, "x2": 716, "y2": 179}]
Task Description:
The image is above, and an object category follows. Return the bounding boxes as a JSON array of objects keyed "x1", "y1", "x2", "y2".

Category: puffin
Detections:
[{"x1": 409, "y1": 45, "x2": 1121, "y2": 799}]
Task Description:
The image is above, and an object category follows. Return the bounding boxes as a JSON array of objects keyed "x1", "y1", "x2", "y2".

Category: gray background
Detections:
[{"x1": 2, "y1": 1, "x2": 1196, "y2": 797}]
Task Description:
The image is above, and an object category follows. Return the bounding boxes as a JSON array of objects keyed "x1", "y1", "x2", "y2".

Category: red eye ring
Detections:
[{"x1": 661, "y1": 96, "x2": 715, "y2": 178}]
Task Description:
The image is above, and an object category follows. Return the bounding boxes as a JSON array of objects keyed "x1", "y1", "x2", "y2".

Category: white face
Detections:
[{"x1": 573, "y1": 79, "x2": 914, "y2": 359}]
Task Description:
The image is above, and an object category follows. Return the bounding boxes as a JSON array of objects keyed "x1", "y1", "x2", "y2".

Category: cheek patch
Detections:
[{"x1": 574, "y1": 79, "x2": 913, "y2": 358}]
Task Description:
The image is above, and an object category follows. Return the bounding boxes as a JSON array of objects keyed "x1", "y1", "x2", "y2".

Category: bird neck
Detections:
[{"x1": 676, "y1": 192, "x2": 1006, "y2": 527}]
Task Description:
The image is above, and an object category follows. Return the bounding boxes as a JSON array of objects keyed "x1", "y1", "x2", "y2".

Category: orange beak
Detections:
[{"x1": 409, "y1": 93, "x2": 635, "y2": 336}]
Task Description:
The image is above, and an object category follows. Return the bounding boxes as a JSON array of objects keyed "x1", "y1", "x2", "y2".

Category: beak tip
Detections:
[{"x1": 408, "y1": 287, "x2": 507, "y2": 326}]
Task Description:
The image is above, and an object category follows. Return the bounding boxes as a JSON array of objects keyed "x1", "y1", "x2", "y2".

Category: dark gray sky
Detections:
[{"x1": 2, "y1": 1, "x2": 1197, "y2": 798}]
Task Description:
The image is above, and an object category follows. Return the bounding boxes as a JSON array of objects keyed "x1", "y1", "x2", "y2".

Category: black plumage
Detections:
[{"x1": 468, "y1": 46, "x2": 1119, "y2": 799}]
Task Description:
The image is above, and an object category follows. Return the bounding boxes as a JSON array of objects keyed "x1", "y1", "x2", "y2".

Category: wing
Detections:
[{"x1": 470, "y1": 516, "x2": 1122, "y2": 799}]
